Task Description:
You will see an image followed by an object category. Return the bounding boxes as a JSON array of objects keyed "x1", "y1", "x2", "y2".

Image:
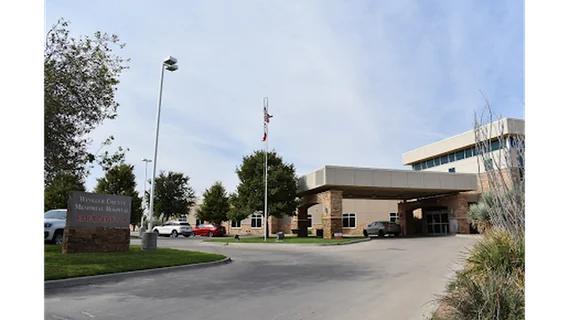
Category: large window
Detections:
[
  {"x1": 421, "y1": 161, "x2": 427, "y2": 170},
  {"x1": 434, "y1": 157, "x2": 441, "y2": 166},
  {"x1": 440, "y1": 155, "x2": 449, "y2": 164},
  {"x1": 491, "y1": 140, "x2": 501, "y2": 151},
  {"x1": 412, "y1": 163, "x2": 421, "y2": 171},
  {"x1": 426, "y1": 159, "x2": 434, "y2": 168},
  {"x1": 251, "y1": 214, "x2": 262, "y2": 228},
  {"x1": 307, "y1": 214, "x2": 312, "y2": 228},
  {"x1": 342, "y1": 213, "x2": 356, "y2": 228},
  {"x1": 456, "y1": 150, "x2": 465, "y2": 160},
  {"x1": 231, "y1": 220, "x2": 241, "y2": 228},
  {"x1": 389, "y1": 212, "x2": 398, "y2": 223},
  {"x1": 449, "y1": 153, "x2": 456, "y2": 162},
  {"x1": 465, "y1": 147, "x2": 473, "y2": 158}
]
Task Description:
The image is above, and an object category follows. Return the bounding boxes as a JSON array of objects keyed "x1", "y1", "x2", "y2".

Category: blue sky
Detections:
[{"x1": 45, "y1": 0, "x2": 524, "y2": 198}]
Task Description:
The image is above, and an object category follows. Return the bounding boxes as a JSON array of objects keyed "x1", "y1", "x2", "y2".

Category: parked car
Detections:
[
  {"x1": 152, "y1": 220, "x2": 194, "y2": 237},
  {"x1": 193, "y1": 223, "x2": 226, "y2": 237},
  {"x1": 363, "y1": 221, "x2": 401, "y2": 238},
  {"x1": 45, "y1": 209, "x2": 67, "y2": 244}
]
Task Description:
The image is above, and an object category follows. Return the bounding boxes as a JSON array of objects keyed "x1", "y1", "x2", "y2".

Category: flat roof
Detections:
[
  {"x1": 402, "y1": 118, "x2": 525, "y2": 165},
  {"x1": 298, "y1": 165, "x2": 478, "y2": 200}
]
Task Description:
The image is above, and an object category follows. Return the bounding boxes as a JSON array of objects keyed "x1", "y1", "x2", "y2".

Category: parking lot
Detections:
[{"x1": 45, "y1": 235, "x2": 479, "y2": 320}]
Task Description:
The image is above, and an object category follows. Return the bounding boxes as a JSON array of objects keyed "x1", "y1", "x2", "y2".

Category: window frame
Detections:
[
  {"x1": 465, "y1": 147, "x2": 473, "y2": 158},
  {"x1": 449, "y1": 153, "x2": 456, "y2": 162},
  {"x1": 231, "y1": 220, "x2": 242, "y2": 228},
  {"x1": 440, "y1": 155, "x2": 449, "y2": 165},
  {"x1": 389, "y1": 212, "x2": 398, "y2": 223},
  {"x1": 342, "y1": 213, "x2": 356, "y2": 229},
  {"x1": 448, "y1": 167, "x2": 456, "y2": 173},
  {"x1": 250, "y1": 214, "x2": 263, "y2": 229},
  {"x1": 456, "y1": 150, "x2": 465, "y2": 161},
  {"x1": 307, "y1": 214, "x2": 312, "y2": 228}
]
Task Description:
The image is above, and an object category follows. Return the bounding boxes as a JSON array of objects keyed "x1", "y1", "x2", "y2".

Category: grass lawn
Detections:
[
  {"x1": 45, "y1": 245, "x2": 226, "y2": 281},
  {"x1": 204, "y1": 236, "x2": 368, "y2": 244}
]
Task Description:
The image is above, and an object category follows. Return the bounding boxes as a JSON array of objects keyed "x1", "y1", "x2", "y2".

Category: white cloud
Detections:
[{"x1": 46, "y1": 0, "x2": 524, "y2": 197}]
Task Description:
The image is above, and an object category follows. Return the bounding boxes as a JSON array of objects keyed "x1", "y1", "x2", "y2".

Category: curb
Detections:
[
  {"x1": 204, "y1": 238, "x2": 372, "y2": 246},
  {"x1": 45, "y1": 257, "x2": 232, "y2": 290},
  {"x1": 316, "y1": 238, "x2": 372, "y2": 246}
]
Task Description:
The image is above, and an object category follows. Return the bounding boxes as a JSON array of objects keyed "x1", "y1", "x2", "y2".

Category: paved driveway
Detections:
[{"x1": 45, "y1": 236, "x2": 479, "y2": 320}]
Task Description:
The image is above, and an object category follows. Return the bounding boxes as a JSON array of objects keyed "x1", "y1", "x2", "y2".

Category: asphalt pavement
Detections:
[{"x1": 44, "y1": 235, "x2": 479, "y2": 320}]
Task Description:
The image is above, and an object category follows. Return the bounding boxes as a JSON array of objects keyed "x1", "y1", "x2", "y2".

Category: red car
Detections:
[{"x1": 193, "y1": 223, "x2": 226, "y2": 237}]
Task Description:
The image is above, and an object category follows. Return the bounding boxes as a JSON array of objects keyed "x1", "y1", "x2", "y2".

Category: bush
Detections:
[{"x1": 438, "y1": 230, "x2": 525, "y2": 319}]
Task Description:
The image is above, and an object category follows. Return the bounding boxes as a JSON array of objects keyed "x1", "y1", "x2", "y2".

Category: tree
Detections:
[
  {"x1": 44, "y1": 18, "x2": 130, "y2": 186},
  {"x1": 44, "y1": 172, "x2": 86, "y2": 211},
  {"x1": 196, "y1": 181, "x2": 230, "y2": 224},
  {"x1": 94, "y1": 164, "x2": 143, "y2": 227},
  {"x1": 233, "y1": 150, "x2": 298, "y2": 223},
  {"x1": 147, "y1": 171, "x2": 196, "y2": 222}
]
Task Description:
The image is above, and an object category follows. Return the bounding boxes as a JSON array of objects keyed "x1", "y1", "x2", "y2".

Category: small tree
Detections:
[
  {"x1": 44, "y1": 172, "x2": 86, "y2": 211},
  {"x1": 196, "y1": 181, "x2": 230, "y2": 224},
  {"x1": 473, "y1": 95, "x2": 525, "y2": 238},
  {"x1": 147, "y1": 171, "x2": 196, "y2": 222},
  {"x1": 94, "y1": 164, "x2": 142, "y2": 227}
]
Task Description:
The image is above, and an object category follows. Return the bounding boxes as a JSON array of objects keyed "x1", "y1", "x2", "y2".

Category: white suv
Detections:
[
  {"x1": 152, "y1": 221, "x2": 194, "y2": 238},
  {"x1": 45, "y1": 209, "x2": 67, "y2": 244}
]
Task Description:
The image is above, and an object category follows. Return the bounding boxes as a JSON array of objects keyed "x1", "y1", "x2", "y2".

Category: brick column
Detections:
[
  {"x1": 321, "y1": 190, "x2": 343, "y2": 239},
  {"x1": 397, "y1": 202, "x2": 415, "y2": 235},
  {"x1": 297, "y1": 207, "x2": 309, "y2": 237}
]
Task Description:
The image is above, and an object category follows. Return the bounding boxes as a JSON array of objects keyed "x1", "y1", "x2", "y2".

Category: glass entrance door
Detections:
[{"x1": 425, "y1": 209, "x2": 449, "y2": 235}]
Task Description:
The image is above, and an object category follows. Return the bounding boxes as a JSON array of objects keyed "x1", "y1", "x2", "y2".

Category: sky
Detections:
[{"x1": 45, "y1": 0, "x2": 524, "y2": 198}]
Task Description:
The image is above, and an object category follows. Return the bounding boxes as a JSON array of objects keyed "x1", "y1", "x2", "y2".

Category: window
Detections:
[
  {"x1": 434, "y1": 157, "x2": 441, "y2": 166},
  {"x1": 195, "y1": 219, "x2": 202, "y2": 227},
  {"x1": 342, "y1": 213, "x2": 356, "y2": 228},
  {"x1": 440, "y1": 155, "x2": 449, "y2": 164},
  {"x1": 307, "y1": 214, "x2": 312, "y2": 228},
  {"x1": 448, "y1": 167, "x2": 456, "y2": 173},
  {"x1": 491, "y1": 140, "x2": 501, "y2": 151},
  {"x1": 412, "y1": 163, "x2": 421, "y2": 171},
  {"x1": 465, "y1": 147, "x2": 473, "y2": 158},
  {"x1": 231, "y1": 220, "x2": 241, "y2": 228},
  {"x1": 427, "y1": 159, "x2": 434, "y2": 168},
  {"x1": 421, "y1": 161, "x2": 427, "y2": 170},
  {"x1": 449, "y1": 153, "x2": 455, "y2": 162},
  {"x1": 456, "y1": 150, "x2": 465, "y2": 160},
  {"x1": 389, "y1": 212, "x2": 398, "y2": 223},
  {"x1": 251, "y1": 214, "x2": 262, "y2": 228}
]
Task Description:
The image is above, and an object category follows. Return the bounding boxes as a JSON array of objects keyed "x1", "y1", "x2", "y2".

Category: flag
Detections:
[
  {"x1": 262, "y1": 105, "x2": 272, "y2": 142},
  {"x1": 264, "y1": 106, "x2": 273, "y2": 123}
]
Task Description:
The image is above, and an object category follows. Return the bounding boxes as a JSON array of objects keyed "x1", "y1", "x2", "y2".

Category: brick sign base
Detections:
[{"x1": 62, "y1": 227, "x2": 130, "y2": 254}]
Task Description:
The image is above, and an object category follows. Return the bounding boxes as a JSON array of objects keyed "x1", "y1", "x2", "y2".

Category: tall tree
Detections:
[
  {"x1": 44, "y1": 172, "x2": 86, "y2": 211},
  {"x1": 44, "y1": 18, "x2": 130, "y2": 186},
  {"x1": 94, "y1": 164, "x2": 143, "y2": 227},
  {"x1": 196, "y1": 181, "x2": 230, "y2": 224},
  {"x1": 233, "y1": 150, "x2": 298, "y2": 222},
  {"x1": 147, "y1": 171, "x2": 196, "y2": 222}
]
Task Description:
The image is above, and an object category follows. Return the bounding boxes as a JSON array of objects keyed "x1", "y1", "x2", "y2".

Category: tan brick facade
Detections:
[{"x1": 62, "y1": 227, "x2": 130, "y2": 253}]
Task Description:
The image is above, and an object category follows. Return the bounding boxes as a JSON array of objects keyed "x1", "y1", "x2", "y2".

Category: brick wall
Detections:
[{"x1": 62, "y1": 227, "x2": 130, "y2": 253}]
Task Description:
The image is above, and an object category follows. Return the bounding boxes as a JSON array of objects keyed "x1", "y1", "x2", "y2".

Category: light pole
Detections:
[
  {"x1": 142, "y1": 56, "x2": 178, "y2": 251},
  {"x1": 140, "y1": 158, "x2": 152, "y2": 235}
]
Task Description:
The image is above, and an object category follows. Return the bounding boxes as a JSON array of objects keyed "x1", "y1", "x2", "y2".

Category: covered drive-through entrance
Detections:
[{"x1": 297, "y1": 166, "x2": 479, "y2": 239}]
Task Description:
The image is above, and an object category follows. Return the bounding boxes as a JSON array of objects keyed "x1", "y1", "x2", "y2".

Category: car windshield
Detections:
[
  {"x1": 180, "y1": 222, "x2": 190, "y2": 226},
  {"x1": 45, "y1": 210, "x2": 66, "y2": 220}
]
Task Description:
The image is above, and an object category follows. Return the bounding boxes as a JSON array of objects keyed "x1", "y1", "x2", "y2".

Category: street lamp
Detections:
[
  {"x1": 139, "y1": 158, "x2": 152, "y2": 235},
  {"x1": 142, "y1": 56, "x2": 178, "y2": 251}
]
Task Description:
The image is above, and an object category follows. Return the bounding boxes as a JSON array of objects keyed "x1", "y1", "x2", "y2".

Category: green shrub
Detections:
[{"x1": 439, "y1": 230, "x2": 525, "y2": 320}]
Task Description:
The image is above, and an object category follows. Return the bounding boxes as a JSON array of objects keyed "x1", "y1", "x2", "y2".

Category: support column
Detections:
[
  {"x1": 321, "y1": 190, "x2": 343, "y2": 239},
  {"x1": 296, "y1": 207, "x2": 309, "y2": 238},
  {"x1": 398, "y1": 202, "x2": 414, "y2": 236}
]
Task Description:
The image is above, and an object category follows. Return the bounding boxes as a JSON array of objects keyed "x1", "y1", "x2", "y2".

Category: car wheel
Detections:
[
  {"x1": 154, "y1": 230, "x2": 160, "y2": 237},
  {"x1": 378, "y1": 230, "x2": 384, "y2": 238},
  {"x1": 208, "y1": 231, "x2": 214, "y2": 237},
  {"x1": 171, "y1": 230, "x2": 178, "y2": 238},
  {"x1": 53, "y1": 230, "x2": 64, "y2": 245},
  {"x1": 363, "y1": 230, "x2": 369, "y2": 237}
]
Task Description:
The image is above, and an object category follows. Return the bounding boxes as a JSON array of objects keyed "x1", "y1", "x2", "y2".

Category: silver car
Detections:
[{"x1": 363, "y1": 221, "x2": 401, "y2": 238}]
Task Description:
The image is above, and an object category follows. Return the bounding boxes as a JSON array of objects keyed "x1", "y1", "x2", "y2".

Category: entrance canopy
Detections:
[{"x1": 298, "y1": 165, "x2": 478, "y2": 200}]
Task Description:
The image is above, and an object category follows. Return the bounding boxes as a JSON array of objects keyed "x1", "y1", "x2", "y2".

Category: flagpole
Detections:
[{"x1": 263, "y1": 97, "x2": 269, "y2": 242}]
